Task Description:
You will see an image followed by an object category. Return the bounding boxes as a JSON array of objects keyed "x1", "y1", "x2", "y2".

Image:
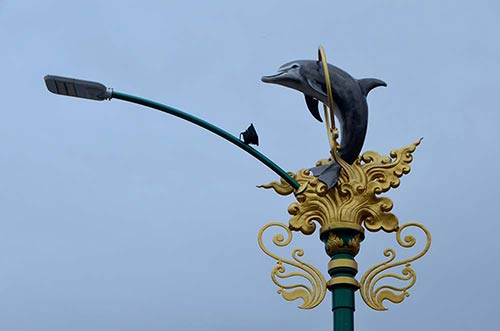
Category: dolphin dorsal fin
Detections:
[
  {"x1": 358, "y1": 78, "x2": 387, "y2": 96},
  {"x1": 304, "y1": 95, "x2": 323, "y2": 122}
]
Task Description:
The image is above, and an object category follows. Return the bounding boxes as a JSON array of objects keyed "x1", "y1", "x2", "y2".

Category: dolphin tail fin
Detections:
[
  {"x1": 310, "y1": 161, "x2": 341, "y2": 189},
  {"x1": 358, "y1": 78, "x2": 387, "y2": 96}
]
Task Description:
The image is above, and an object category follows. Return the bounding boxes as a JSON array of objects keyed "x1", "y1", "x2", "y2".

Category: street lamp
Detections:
[
  {"x1": 44, "y1": 46, "x2": 432, "y2": 331},
  {"x1": 44, "y1": 75, "x2": 300, "y2": 190}
]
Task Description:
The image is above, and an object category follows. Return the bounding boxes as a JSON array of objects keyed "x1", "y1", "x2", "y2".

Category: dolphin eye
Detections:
[{"x1": 291, "y1": 64, "x2": 299, "y2": 69}]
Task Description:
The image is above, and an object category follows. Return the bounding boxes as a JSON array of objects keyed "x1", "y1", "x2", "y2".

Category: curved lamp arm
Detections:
[{"x1": 44, "y1": 75, "x2": 300, "y2": 190}]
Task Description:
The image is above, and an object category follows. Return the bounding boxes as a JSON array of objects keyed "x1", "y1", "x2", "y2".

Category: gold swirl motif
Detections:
[
  {"x1": 257, "y1": 222, "x2": 327, "y2": 309},
  {"x1": 359, "y1": 222, "x2": 432, "y2": 311},
  {"x1": 258, "y1": 140, "x2": 422, "y2": 236}
]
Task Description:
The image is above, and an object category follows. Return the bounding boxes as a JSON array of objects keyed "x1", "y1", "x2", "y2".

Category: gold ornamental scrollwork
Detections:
[
  {"x1": 257, "y1": 222, "x2": 327, "y2": 309},
  {"x1": 258, "y1": 139, "x2": 422, "y2": 235},
  {"x1": 258, "y1": 139, "x2": 432, "y2": 312},
  {"x1": 359, "y1": 222, "x2": 432, "y2": 311}
]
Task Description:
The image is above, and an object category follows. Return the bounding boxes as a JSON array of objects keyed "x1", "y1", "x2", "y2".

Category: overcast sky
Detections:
[{"x1": 1, "y1": 1, "x2": 499, "y2": 330}]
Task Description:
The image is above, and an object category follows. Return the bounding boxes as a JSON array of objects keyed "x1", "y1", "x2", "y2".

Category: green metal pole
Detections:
[
  {"x1": 321, "y1": 226, "x2": 364, "y2": 331},
  {"x1": 330, "y1": 254, "x2": 357, "y2": 331},
  {"x1": 111, "y1": 91, "x2": 300, "y2": 190}
]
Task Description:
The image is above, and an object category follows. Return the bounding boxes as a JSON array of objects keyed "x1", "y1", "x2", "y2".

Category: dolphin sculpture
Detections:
[{"x1": 262, "y1": 60, "x2": 386, "y2": 188}]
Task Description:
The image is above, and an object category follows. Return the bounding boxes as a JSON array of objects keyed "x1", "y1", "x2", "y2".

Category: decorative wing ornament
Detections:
[
  {"x1": 257, "y1": 222, "x2": 327, "y2": 309},
  {"x1": 359, "y1": 222, "x2": 432, "y2": 310}
]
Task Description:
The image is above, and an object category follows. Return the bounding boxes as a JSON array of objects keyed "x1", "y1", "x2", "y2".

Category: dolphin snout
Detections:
[{"x1": 261, "y1": 71, "x2": 286, "y2": 83}]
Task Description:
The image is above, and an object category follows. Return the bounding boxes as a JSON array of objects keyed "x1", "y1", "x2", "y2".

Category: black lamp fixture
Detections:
[{"x1": 240, "y1": 123, "x2": 259, "y2": 146}]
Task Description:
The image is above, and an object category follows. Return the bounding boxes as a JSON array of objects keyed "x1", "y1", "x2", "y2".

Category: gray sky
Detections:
[{"x1": 1, "y1": 1, "x2": 499, "y2": 330}]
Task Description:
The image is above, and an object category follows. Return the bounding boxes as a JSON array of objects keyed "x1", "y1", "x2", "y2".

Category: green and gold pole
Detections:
[{"x1": 321, "y1": 224, "x2": 364, "y2": 331}]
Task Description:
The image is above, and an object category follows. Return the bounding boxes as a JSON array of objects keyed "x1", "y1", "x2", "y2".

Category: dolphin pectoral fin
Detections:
[
  {"x1": 306, "y1": 77, "x2": 327, "y2": 96},
  {"x1": 304, "y1": 95, "x2": 322, "y2": 122},
  {"x1": 358, "y1": 78, "x2": 387, "y2": 96}
]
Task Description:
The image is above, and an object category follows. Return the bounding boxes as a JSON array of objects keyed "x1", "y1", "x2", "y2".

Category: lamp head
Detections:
[{"x1": 44, "y1": 75, "x2": 112, "y2": 101}]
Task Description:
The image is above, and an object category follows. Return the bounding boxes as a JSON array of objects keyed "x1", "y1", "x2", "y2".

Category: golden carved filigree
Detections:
[
  {"x1": 347, "y1": 234, "x2": 362, "y2": 255},
  {"x1": 325, "y1": 233, "x2": 344, "y2": 251},
  {"x1": 257, "y1": 222, "x2": 327, "y2": 309},
  {"x1": 324, "y1": 233, "x2": 362, "y2": 256},
  {"x1": 359, "y1": 222, "x2": 432, "y2": 311},
  {"x1": 258, "y1": 139, "x2": 422, "y2": 235}
]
